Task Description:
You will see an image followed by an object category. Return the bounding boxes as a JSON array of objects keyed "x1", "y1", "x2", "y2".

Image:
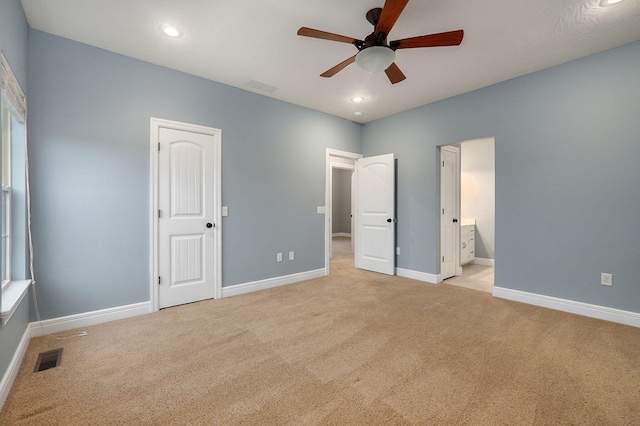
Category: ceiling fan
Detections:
[{"x1": 297, "y1": 0, "x2": 464, "y2": 84}]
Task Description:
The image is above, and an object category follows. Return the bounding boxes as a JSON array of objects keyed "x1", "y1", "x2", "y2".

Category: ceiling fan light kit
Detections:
[
  {"x1": 356, "y1": 46, "x2": 396, "y2": 73},
  {"x1": 297, "y1": 0, "x2": 464, "y2": 84}
]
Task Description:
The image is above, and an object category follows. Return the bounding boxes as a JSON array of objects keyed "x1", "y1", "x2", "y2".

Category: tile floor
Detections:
[
  {"x1": 444, "y1": 263, "x2": 495, "y2": 293},
  {"x1": 333, "y1": 237, "x2": 494, "y2": 293}
]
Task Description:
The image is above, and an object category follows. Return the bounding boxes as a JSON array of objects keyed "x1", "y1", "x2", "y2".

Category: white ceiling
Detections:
[{"x1": 20, "y1": 0, "x2": 640, "y2": 123}]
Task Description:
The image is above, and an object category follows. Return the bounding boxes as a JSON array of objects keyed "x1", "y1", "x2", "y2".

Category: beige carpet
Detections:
[{"x1": 2, "y1": 241, "x2": 640, "y2": 425}]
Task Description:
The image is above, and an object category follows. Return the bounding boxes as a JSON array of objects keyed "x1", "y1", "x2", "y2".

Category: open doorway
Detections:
[
  {"x1": 325, "y1": 149, "x2": 361, "y2": 275},
  {"x1": 325, "y1": 149, "x2": 396, "y2": 276},
  {"x1": 331, "y1": 166, "x2": 355, "y2": 266},
  {"x1": 439, "y1": 138, "x2": 495, "y2": 292}
]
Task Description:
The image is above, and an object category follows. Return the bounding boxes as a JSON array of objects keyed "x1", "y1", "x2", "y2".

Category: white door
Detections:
[
  {"x1": 158, "y1": 126, "x2": 219, "y2": 308},
  {"x1": 440, "y1": 146, "x2": 460, "y2": 280},
  {"x1": 355, "y1": 153, "x2": 395, "y2": 275}
]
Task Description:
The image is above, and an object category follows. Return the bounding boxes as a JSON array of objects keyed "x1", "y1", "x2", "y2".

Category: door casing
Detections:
[{"x1": 150, "y1": 117, "x2": 222, "y2": 311}]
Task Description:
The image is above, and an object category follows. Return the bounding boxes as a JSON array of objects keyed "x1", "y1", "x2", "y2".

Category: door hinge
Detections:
[
  {"x1": 442, "y1": 161, "x2": 445, "y2": 167},
  {"x1": 442, "y1": 256, "x2": 445, "y2": 262},
  {"x1": 158, "y1": 143, "x2": 161, "y2": 151},
  {"x1": 158, "y1": 277, "x2": 161, "y2": 285},
  {"x1": 158, "y1": 209, "x2": 161, "y2": 218}
]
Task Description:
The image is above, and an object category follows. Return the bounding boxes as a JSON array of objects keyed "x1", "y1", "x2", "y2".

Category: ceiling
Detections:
[{"x1": 20, "y1": 0, "x2": 640, "y2": 123}]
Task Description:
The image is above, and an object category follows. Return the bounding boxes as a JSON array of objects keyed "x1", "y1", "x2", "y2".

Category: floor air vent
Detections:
[{"x1": 34, "y1": 348, "x2": 63, "y2": 372}]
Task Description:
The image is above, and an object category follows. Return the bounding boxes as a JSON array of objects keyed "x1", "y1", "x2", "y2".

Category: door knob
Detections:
[
  {"x1": 206, "y1": 223, "x2": 213, "y2": 228},
  {"x1": 387, "y1": 218, "x2": 392, "y2": 223},
  {"x1": 453, "y1": 219, "x2": 458, "y2": 223}
]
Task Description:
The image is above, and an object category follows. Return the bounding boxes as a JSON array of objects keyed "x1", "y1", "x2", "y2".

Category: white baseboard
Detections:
[
  {"x1": 0, "y1": 326, "x2": 29, "y2": 411},
  {"x1": 222, "y1": 269, "x2": 326, "y2": 298},
  {"x1": 493, "y1": 287, "x2": 640, "y2": 328},
  {"x1": 29, "y1": 301, "x2": 152, "y2": 338},
  {"x1": 332, "y1": 233, "x2": 351, "y2": 238},
  {"x1": 471, "y1": 258, "x2": 495, "y2": 267},
  {"x1": 396, "y1": 268, "x2": 438, "y2": 284}
]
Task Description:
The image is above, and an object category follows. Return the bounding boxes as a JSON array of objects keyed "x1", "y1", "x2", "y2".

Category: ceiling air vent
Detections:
[{"x1": 246, "y1": 79, "x2": 278, "y2": 94}]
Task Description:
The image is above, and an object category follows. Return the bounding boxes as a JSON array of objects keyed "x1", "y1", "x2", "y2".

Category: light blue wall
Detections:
[
  {"x1": 0, "y1": 0, "x2": 28, "y2": 89},
  {"x1": 363, "y1": 40, "x2": 640, "y2": 313},
  {"x1": 27, "y1": 30, "x2": 362, "y2": 320},
  {"x1": 332, "y1": 169, "x2": 352, "y2": 234},
  {"x1": 0, "y1": 0, "x2": 29, "y2": 384}
]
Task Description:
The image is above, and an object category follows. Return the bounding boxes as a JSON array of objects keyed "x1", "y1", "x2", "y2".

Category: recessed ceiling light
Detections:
[
  {"x1": 354, "y1": 112, "x2": 363, "y2": 116},
  {"x1": 162, "y1": 25, "x2": 182, "y2": 38},
  {"x1": 600, "y1": 0, "x2": 623, "y2": 6},
  {"x1": 351, "y1": 96, "x2": 365, "y2": 103}
]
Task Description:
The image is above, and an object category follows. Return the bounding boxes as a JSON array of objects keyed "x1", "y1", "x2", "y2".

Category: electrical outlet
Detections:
[
  {"x1": 221, "y1": 206, "x2": 229, "y2": 217},
  {"x1": 289, "y1": 251, "x2": 295, "y2": 261},
  {"x1": 601, "y1": 273, "x2": 612, "y2": 286},
  {"x1": 396, "y1": 247, "x2": 400, "y2": 255},
  {"x1": 277, "y1": 253, "x2": 283, "y2": 262}
]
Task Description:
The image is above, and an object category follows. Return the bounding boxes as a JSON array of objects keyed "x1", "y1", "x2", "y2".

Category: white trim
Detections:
[
  {"x1": 222, "y1": 269, "x2": 325, "y2": 298},
  {"x1": 0, "y1": 279, "x2": 30, "y2": 327},
  {"x1": 1, "y1": 186, "x2": 11, "y2": 285},
  {"x1": 471, "y1": 258, "x2": 495, "y2": 267},
  {"x1": 29, "y1": 301, "x2": 152, "y2": 338},
  {"x1": 492, "y1": 287, "x2": 640, "y2": 328},
  {"x1": 325, "y1": 149, "x2": 362, "y2": 275},
  {"x1": 0, "y1": 325, "x2": 29, "y2": 411},
  {"x1": 332, "y1": 233, "x2": 351, "y2": 238},
  {"x1": 150, "y1": 118, "x2": 222, "y2": 311},
  {"x1": 149, "y1": 120, "x2": 160, "y2": 311},
  {"x1": 396, "y1": 268, "x2": 439, "y2": 284}
]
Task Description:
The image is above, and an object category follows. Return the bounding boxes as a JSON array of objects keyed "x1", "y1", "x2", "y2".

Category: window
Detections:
[
  {"x1": 2, "y1": 99, "x2": 13, "y2": 288},
  {"x1": 1, "y1": 52, "x2": 29, "y2": 326}
]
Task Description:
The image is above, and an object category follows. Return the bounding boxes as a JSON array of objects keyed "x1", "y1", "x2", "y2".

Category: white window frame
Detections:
[
  {"x1": 1, "y1": 51, "x2": 29, "y2": 327},
  {"x1": 1, "y1": 185, "x2": 10, "y2": 290},
  {"x1": 1, "y1": 94, "x2": 13, "y2": 290}
]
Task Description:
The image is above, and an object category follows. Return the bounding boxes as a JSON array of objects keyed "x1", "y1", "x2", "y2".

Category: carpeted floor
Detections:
[{"x1": 2, "y1": 240, "x2": 639, "y2": 425}]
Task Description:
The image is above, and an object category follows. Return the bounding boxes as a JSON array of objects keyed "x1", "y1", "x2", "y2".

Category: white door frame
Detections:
[
  {"x1": 439, "y1": 145, "x2": 461, "y2": 282},
  {"x1": 325, "y1": 149, "x2": 362, "y2": 275},
  {"x1": 149, "y1": 117, "x2": 222, "y2": 311}
]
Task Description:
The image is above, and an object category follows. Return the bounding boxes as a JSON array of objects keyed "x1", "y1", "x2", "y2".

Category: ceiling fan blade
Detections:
[
  {"x1": 392, "y1": 30, "x2": 464, "y2": 49},
  {"x1": 385, "y1": 62, "x2": 406, "y2": 84},
  {"x1": 297, "y1": 27, "x2": 361, "y2": 44},
  {"x1": 375, "y1": 0, "x2": 410, "y2": 37},
  {"x1": 320, "y1": 56, "x2": 356, "y2": 78}
]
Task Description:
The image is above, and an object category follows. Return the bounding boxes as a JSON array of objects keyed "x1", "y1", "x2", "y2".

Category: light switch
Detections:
[
  {"x1": 221, "y1": 206, "x2": 229, "y2": 217},
  {"x1": 317, "y1": 206, "x2": 326, "y2": 215}
]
